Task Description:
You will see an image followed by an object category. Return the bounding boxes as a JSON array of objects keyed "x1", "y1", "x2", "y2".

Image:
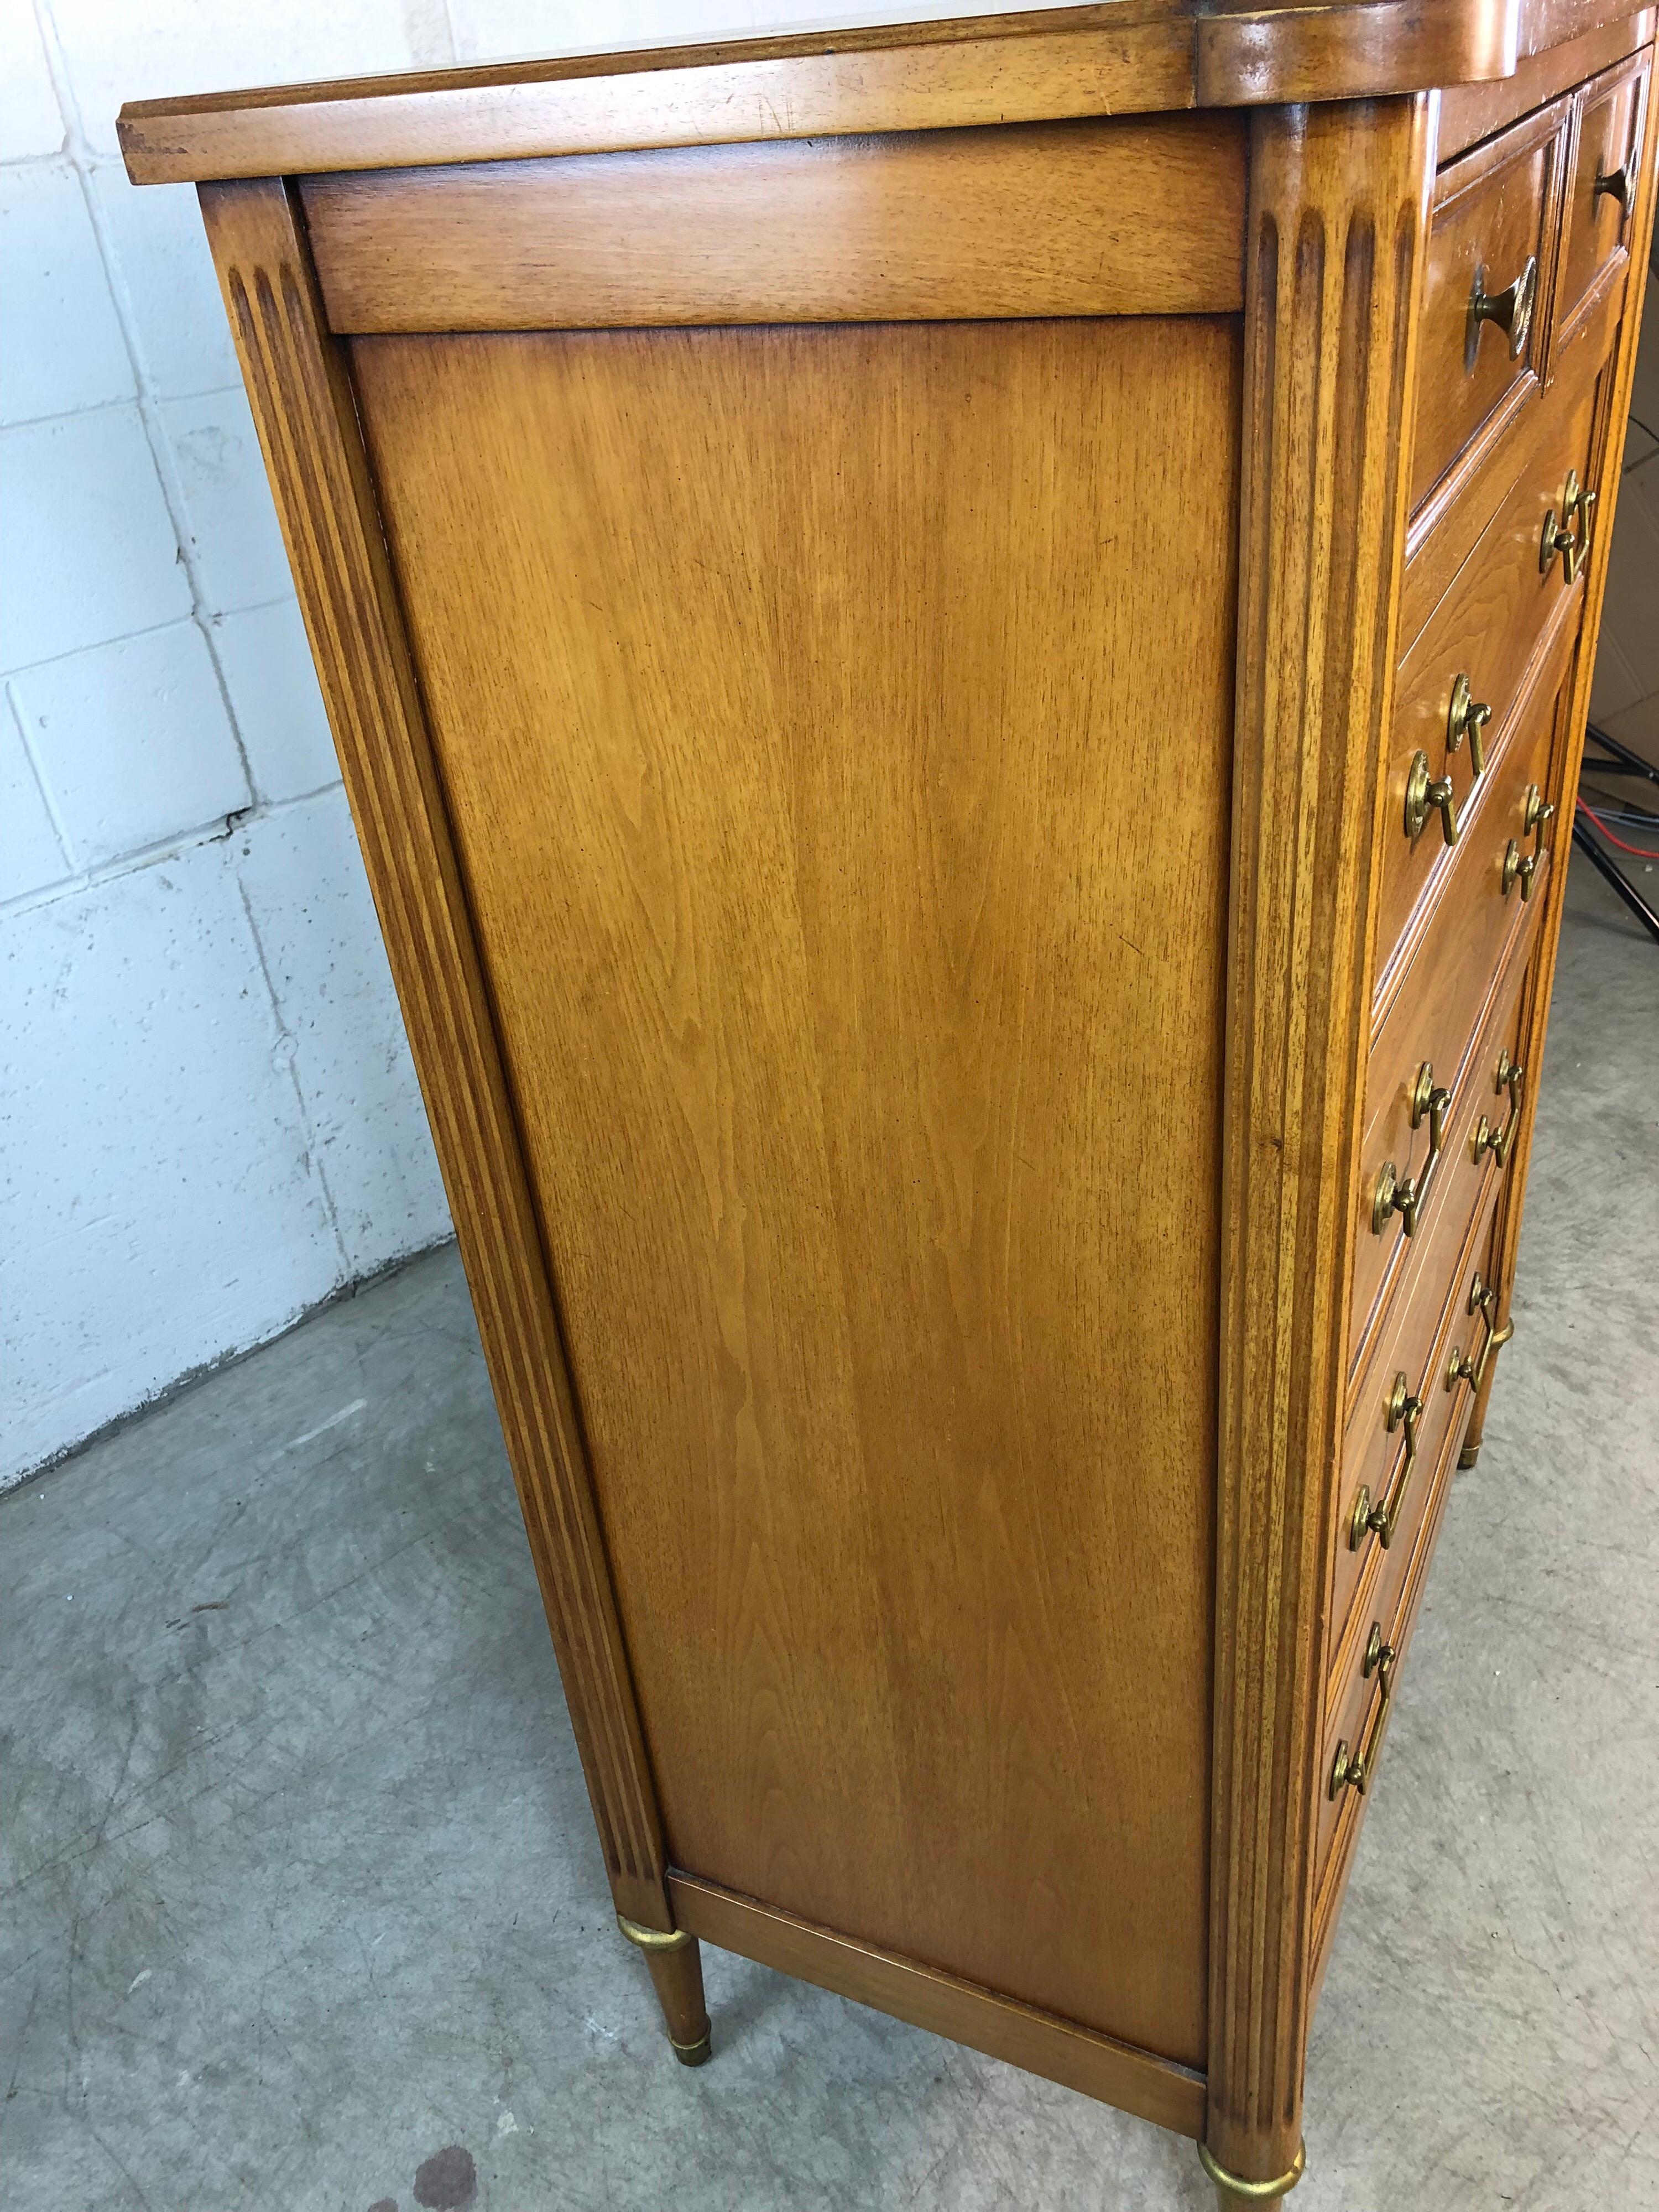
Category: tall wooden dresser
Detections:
[{"x1": 121, "y1": 7, "x2": 1656, "y2": 2203}]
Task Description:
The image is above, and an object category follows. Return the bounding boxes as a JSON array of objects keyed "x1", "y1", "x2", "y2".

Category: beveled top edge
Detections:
[{"x1": 118, "y1": 0, "x2": 1629, "y2": 185}]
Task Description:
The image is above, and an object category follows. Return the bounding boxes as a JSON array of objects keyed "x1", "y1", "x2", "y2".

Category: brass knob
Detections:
[
  {"x1": 1503, "y1": 838, "x2": 1537, "y2": 899},
  {"x1": 1594, "y1": 153, "x2": 1635, "y2": 217},
  {"x1": 1373, "y1": 1061, "x2": 1451, "y2": 1237},
  {"x1": 1472, "y1": 1051, "x2": 1524, "y2": 1167},
  {"x1": 1405, "y1": 750, "x2": 1460, "y2": 846},
  {"x1": 1363, "y1": 1620, "x2": 1396, "y2": 1687},
  {"x1": 1467, "y1": 253, "x2": 1537, "y2": 368},
  {"x1": 1504, "y1": 784, "x2": 1553, "y2": 900},
  {"x1": 1524, "y1": 785, "x2": 1556, "y2": 835},
  {"x1": 1448, "y1": 672, "x2": 1493, "y2": 778},
  {"x1": 1350, "y1": 1368, "x2": 1424, "y2": 1550}
]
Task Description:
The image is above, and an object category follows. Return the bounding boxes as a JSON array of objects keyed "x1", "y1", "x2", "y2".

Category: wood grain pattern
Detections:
[
  {"x1": 348, "y1": 312, "x2": 1239, "y2": 2070},
  {"x1": 667, "y1": 1869, "x2": 1208, "y2": 2136},
  {"x1": 1196, "y1": 0, "x2": 1517, "y2": 107},
  {"x1": 194, "y1": 178, "x2": 675, "y2": 1935},
  {"x1": 118, "y1": 0, "x2": 1592, "y2": 187},
  {"x1": 1438, "y1": 10, "x2": 1653, "y2": 161},
  {"x1": 1556, "y1": 48, "x2": 1651, "y2": 342},
  {"x1": 1208, "y1": 92, "x2": 1433, "y2": 2189},
  {"x1": 302, "y1": 114, "x2": 1247, "y2": 333},
  {"x1": 1411, "y1": 96, "x2": 1569, "y2": 516}
]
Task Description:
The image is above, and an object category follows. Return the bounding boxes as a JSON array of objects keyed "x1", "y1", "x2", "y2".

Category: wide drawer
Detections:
[
  {"x1": 1558, "y1": 50, "x2": 1651, "y2": 347},
  {"x1": 1334, "y1": 945, "x2": 1531, "y2": 1657},
  {"x1": 1352, "y1": 618, "x2": 1568, "y2": 1373},
  {"x1": 1318, "y1": 1196, "x2": 1504, "y2": 1874},
  {"x1": 1410, "y1": 98, "x2": 1571, "y2": 518},
  {"x1": 1379, "y1": 373, "x2": 1596, "y2": 998}
]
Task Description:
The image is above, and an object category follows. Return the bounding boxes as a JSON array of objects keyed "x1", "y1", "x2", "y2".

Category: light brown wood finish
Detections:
[
  {"x1": 1557, "y1": 49, "x2": 1651, "y2": 341},
  {"x1": 1410, "y1": 97, "x2": 1569, "y2": 515},
  {"x1": 120, "y1": 0, "x2": 1543, "y2": 187},
  {"x1": 192, "y1": 178, "x2": 676, "y2": 1939},
  {"x1": 1208, "y1": 91, "x2": 1433, "y2": 2194},
  {"x1": 349, "y1": 312, "x2": 1238, "y2": 2069},
  {"x1": 1462, "y1": 68, "x2": 1659, "y2": 1466},
  {"x1": 1439, "y1": 8, "x2": 1654, "y2": 160},
  {"x1": 302, "y1": 114, "x2": 1247, "y2": 332},
  {"x1": 667, "y1": 1871, "x2": 1208, "y2": 2136}
]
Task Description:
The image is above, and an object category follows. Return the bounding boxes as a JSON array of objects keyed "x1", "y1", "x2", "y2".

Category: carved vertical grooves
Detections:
[
  {"x1": 1209, "y1": 100, "x2": 1432, "y2": 2185},
  {"x1": 202, "y1": 179, "x2": 670, "y2": 1923}
]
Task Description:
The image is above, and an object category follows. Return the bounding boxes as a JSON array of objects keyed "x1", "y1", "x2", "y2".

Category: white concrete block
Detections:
[
  {"x1": 213, "y1": 598, "x2": 339, "y2": 803},
  {"x1": 0, "y1": 837, "x2": 345, "y2": 1481},
  {"x1": 161, "y1": 387, "x2": 294, "y2": 614},
  {"x1": 10, "y1": 621, "x2": 251, "y2": 869},
  {"x1": 0, "y1": 0, "x2": 64, "y2": 159},
  {"x1": 85, "y1": 165, "x2": 239, "y2": 400},
  {"x1": 50, "y1": 0, "x2": 431, "y2": 156},
  {"x1": 0, "y1": 690, "x2": 70, "y2": 905},
  {"x1": 235, "y1": 789, "x2": 451, "y2": 1277},
  {"x1": 448, "y1": 0, "x2": 755, "y2": 62},
  {"x1": 0, "y1": 405, "x2": 191, "y2": 671},
  {"x1": 0, "y1": 163, "x2": 134, "y2": 427}
]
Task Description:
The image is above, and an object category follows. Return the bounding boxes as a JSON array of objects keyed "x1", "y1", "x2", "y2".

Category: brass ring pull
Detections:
[
  {"x1": 1447, "y1": 672, "x2": 1493, "y2": 779},
  {"x1": 1331, "y1": 1624, "x2": 1395, "y2": 1799},
  {"x1": 1447, "y1": 1270, "x2": 1517, "y2": 1396},
  {"x1": 1541, "y1": 468, "x2": 1597, "y2": 584},
  {"x1": 1472, "y1": 1048, "x2": 1525, "y2": 1166},
  {"x1": 1405, "y1": 749, "x2": 1460, "y2": 846},
  {"x1": 1594, "y1": 152, "x2": 1636, "y2": 217},
  {"x1": 1371, "y1": 1060, "x2": 1452, "y2": 1238},
  {"x1": 1467, "y1": 252, "x2": 1537, "y2": 368},
  {"x1": 1349, "y1": 1368, "x2": 1423, "y2": 1550}
]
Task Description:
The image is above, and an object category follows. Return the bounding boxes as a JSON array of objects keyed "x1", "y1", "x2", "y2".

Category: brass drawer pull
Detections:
[
  {"x1": 1349, "y1": 1369, "x2": 1422, "y2": 1551},
  {"x1": 1502, "y1": 783, "x2": 1554, "y2": 900},
  {"x1": 1540, "y1": 468, "x2": 1597, "y2": 585},
  {"x1": 1405, "y1": 749, "x2": 1460, "y2": 846},
  {"x1": 1594, "y1": 153, "x2": 1636, "y2": 218},
  {"x1": 1447, "y1": 1268, "x2": 1516, "y2": 1394},
  {"x1": 1371, "y1": 1059, "x2": 1452, "y2": 1238},
  {"x1": 1447, "y1": 672, "x2": 1492, "y2": 779},
  {"x1": 1467, "y1": 252, "x2": 1537, "y2": 369},
  {"x1": 1472, "y1": 1048, "x2": 1524, "y2": 1166},
  {"x1": 1330, "y1": 1624, "x2": 1396, "y2": 1799}
]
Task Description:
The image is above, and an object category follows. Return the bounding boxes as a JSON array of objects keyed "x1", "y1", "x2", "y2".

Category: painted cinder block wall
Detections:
[{"x1": 0, "y1": 2, "x2": 1016, "y2": 1488}]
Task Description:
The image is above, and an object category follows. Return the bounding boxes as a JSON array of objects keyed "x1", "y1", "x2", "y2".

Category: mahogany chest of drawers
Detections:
[{"x1": 119, "y1": 6, "x2": 1657, "y2": 2203}]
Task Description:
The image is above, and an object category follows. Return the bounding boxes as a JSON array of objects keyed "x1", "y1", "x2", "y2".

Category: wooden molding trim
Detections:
[
  {"x1": 195, "y1": 176, "x2": 674, "y2": 1934},
  {"x1": 666, "y1": 1870, "x2": 1207, "y2": 2137},
  {"x1": 301, "y1": 115, "x2": 1247, "y2": 334},
  {"x1": 1207, "y1": 93, "x2": 1434, "y2": 2186},
  {"x1": 119, "y1": 1, "x2": 1554, "y2": 186}
]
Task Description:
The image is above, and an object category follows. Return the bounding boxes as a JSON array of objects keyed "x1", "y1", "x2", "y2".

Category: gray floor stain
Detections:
[
  {"x1": 1, "y1": 860, "x2": 1655, "y2": 2212},
  {"x1": 413, "y1": 2146, "x2": 476, "y2": 2209}
]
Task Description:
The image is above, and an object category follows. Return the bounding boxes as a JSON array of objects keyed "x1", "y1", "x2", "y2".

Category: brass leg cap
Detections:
[
  {"x1": 1197, "y1": 2140, "x2": 1306, "y2": 2202},
  {"x1": 670, "y1": 2031, "x2": 712, "y2": 2067},
  {"x1": 1459, "y1": 1442, "x2": 1481, "y2": 1469}
]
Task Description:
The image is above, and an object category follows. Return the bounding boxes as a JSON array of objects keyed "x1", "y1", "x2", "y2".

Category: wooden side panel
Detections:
[
  {"x1": 349, "y1": 315, "x2": 1241, "y2": 2069},
  {"x1": 301, "y1": 116, "x2": 1248, "y2": 334},
  {"x1": 668, "y1": 1870, "x2": 1208, "y2": 2137},
  {"x1": 1208, "y1": 96, "x2": 1434, "y2": 2186},
  {"x1": 194, "y1": 178, "x2": 675, "y2": 1933}
]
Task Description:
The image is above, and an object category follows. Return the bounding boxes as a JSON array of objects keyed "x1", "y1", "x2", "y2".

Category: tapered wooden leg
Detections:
[
  {"x1": 617, "y1": 1915, "x2": 712, "y2": 2066},
  {"x1": 1198, "y1": 2139, "x2": 1306, "y2": 2209}
]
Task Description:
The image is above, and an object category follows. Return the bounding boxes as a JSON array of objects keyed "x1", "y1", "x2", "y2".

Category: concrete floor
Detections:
[{"x1": 4, "y1": 856, "x2": 1656, "y2": 2212}]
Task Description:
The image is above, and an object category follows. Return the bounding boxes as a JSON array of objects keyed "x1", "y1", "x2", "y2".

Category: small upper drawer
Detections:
[
  {"x1": 1557, "y1": 51, "x2": 1651, "y2": 346},
  {"x1": 1411, "y1": 100, "x2": 1571, "y2": 516}
]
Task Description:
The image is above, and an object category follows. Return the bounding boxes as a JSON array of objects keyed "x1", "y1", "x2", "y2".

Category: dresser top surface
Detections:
[{"x1": 117, "y1": 0, "x2": 1641, "y2": 187}]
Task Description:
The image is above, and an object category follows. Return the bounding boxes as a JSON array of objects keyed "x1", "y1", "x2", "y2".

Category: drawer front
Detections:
[
  {"x1": 1381, "y1": 374, "x2": 1597, "y2": 992},
  {"x1": 1558, "y1": 51, "x2": 1651, "y2": 344},
  {"x1": 1319, "y1": 1199, "x2": 1501, "y2": 1870},
  {"x1": 1352, "y1": 631, "x2": 1569, "y2": 1373},
  {"x1": 1334, "y1": 956, "x2": 1529, "y2": 1648},
  {"x1": 1411, "y1": 100, "x2": 1569, "y2": 516}
]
